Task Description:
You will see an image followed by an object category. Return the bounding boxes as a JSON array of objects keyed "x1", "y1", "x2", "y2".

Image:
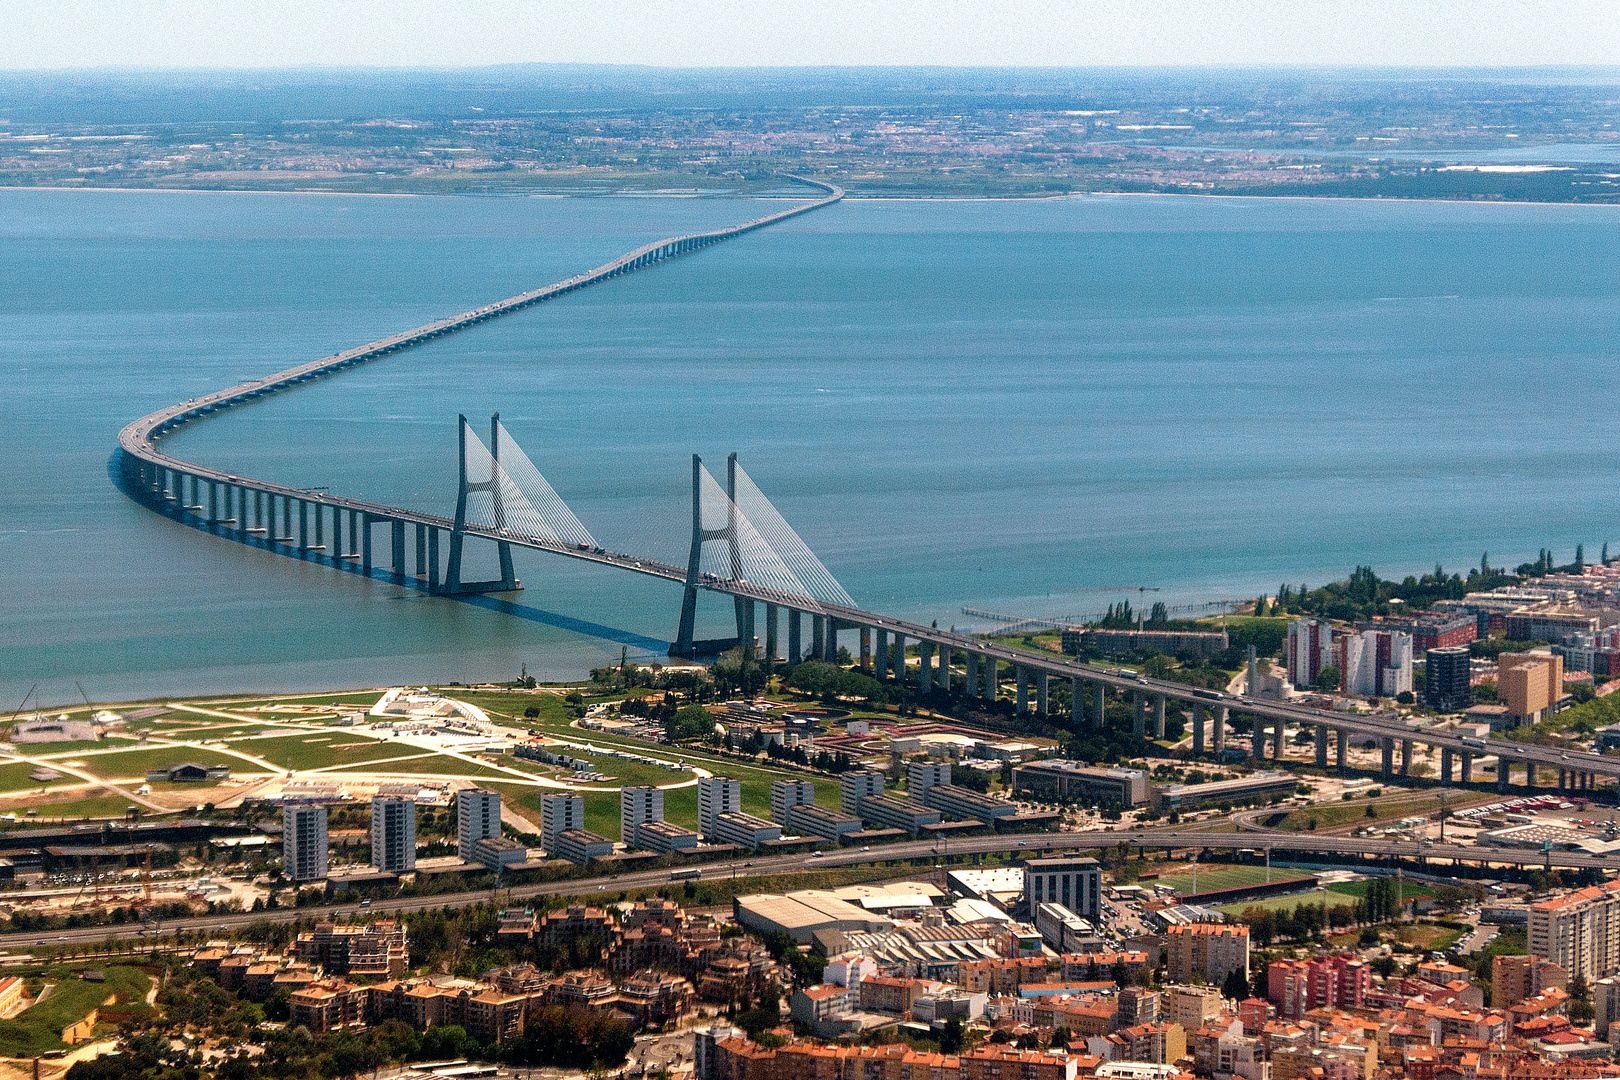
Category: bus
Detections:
[{"x1": 670, "y1": 867, "x2": 703, "y2": 881}]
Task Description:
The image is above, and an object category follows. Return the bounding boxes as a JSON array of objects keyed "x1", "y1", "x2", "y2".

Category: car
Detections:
[{"x1": 1019, "y1": 841, "x2": 1027, "y2": 846}]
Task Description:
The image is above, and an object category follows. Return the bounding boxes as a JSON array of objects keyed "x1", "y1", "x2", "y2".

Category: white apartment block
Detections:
[
  {"x1": 841, "y1": 771, "x2": 885, "y2": 815},
  {"x1": 540, "y1": 792, "x2": 585, "y2": 855},
  {"x1": 1530, "y1": 882, "x2": 1620, "y2": 981},
  {"x1": 456, "y1": 788, "x2": 501, "y2": 861},
  {"x1": 283, "y1": 803, "x2": 329, "y2": 882},
  {"x1": 369, "y1": 796, "x2": 416, "y2": 873},
  {"x1": 620, "y1": 785, "x2": 664, "y2": 848},
  {"x1": 698, "y1": 776, "x2": 742, "y2": 840},
  {"x1": 907, "y1": 760, "x2": 951, "y2": 805},
  {"x1": 770, "y1": 779, "x2": 816, "y2": 825}
]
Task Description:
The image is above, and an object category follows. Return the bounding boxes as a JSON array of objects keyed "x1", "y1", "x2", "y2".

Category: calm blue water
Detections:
[{"x1": 3, "y1": 189, "x2": 1619, "y2": 707}]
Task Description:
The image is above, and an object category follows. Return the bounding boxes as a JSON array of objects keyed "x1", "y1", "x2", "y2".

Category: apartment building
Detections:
[
  {"x1": 1528, "y1": 881, "x2": 1620, "y2": 981},
  {"x1": 840, "y1": 771, "x2": 885, "y2": 815},
  {"x1": 620, "y1": 785, "x2": 665, "y2": 848},
  {"x1": 771, "y1": 779, "x2": 816, "y2": 826},
  {"x1": 1166, "y1": 923, "x2": 1251, "y2": 986},
  {"x1": 456, "y1": 788, "x2": 501, "y2": 861},
  {"x1": 369, "y1": 796, "x2": 416, "y2": 873},
  {"x1": 283, "y1": 803, "x2": 329, "y2": 882},
  {"x1": 700, "y1": 776, "x2": 743, "y2": 840}
]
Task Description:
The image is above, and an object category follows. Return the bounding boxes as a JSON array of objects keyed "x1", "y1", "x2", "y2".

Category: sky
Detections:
[{"x1": 2, "y1": 0, "x2": 1617, "y2": 70}]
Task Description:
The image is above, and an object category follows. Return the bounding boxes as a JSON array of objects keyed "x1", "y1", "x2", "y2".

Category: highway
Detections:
[{"x1": 1125, "y1": 829, "x2": 1613, "y2": 871}]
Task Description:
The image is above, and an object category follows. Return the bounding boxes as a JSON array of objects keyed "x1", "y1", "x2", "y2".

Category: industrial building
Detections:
[
  {"x1": 734, "y1": 890, "x2": 896, "y2": 943},
  {"x1": 1012, "y1": 760, "x2": 1149, "y2": 808}
]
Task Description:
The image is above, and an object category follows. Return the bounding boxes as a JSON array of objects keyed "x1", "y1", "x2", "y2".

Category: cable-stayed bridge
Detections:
[{"x1": 112, "y1": 177, "x2": 1620, "y2": 801}]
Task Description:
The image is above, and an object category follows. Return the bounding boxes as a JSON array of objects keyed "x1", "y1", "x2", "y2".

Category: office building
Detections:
[
  {"x1": 369, "y1": 796, "x2": 416, "y2": 873},
  {"x1": 1166, "y1": 923, "x2": 1251, "y2": 986},
  {"x1": 698, "y1": 776, "x2": 742, "y2": 840},
  {"x1": 539, "y1": 792, "x2": 584, "y2": 855},
  {"x1": 907, "y1": 761, "x2": 951, "y2": 805},
  {"x1": 1152, "y1": 771, "x2": 1298, "y2": 813},
  {"x1": 1424, "y1": 646, "x2": 1473, "y2": 713},
  {"x1": 456, "y1": 788, "x2": 501, "y2": 862},
  {"x1": 1334, "y1": 628, "x2": 1413, "y2": 698},
  {"x1": 1012, "y1": 760, "x2": 1149, "y2": 808},
  {"x1": 770, "y1": 779, "x2": 816, "y2": 826},
  {"x1": 620, "y1": 786, "x2": 664, "y2": 848},
  {"x1": 841, "y1": 771, "x2": 885, "y2": 815},
  {"x1": 1286, "y1": 619, "x2": 1334, "y2": 689},
  {"x1": 283, "y1": 803, "x2": 329, "y2": 882},
  {"x1": 1024, "y1": 856, "x2": 1101, "y2": 920}
]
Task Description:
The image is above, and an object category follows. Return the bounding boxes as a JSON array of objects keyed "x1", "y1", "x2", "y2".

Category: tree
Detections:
[
  {"x1": 1576, "y1": 544, "x2": 1585, "y2": 570},
  {"x1": 666, "y1": 703, "x2": 714, "y2": 743},
  {"x1": 1254, "y1": 596, "x2": 1268, "y2": 617},
  {"x1": 1396, "y1": 691, "x2": 1415, "y2": 705},
  {"x1": 939, "y1": 1018, "x2": 964, "y2": 1054},
  {"x1": 1222, "y1": 968, "x2": 1251, "y2": 1001},
  {"x1": 1316, "y1": 665, "x2": 1341, "y2": 691}
]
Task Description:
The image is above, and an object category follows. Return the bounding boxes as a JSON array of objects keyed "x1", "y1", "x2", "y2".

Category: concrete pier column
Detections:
[
  {"x1": 875, "y1": 629, "x2": 888, "y2": 678},
  {"x1": 298, "y1": 501, "x2": 309, "y2": 551},
  {"x1": 363, "y1": 516, "x2": 372, "y2": 572},
  {"x1": 1253, "y1": 717, "x2": 1266, "y2": 760},
  {"x1": 333, "y1": 505, "x2": 343, "y2": 553},
  {"x1": 265, "y1": 494, "x2": 276, "y2": 544},
  {"x1": 1441, "y1": 748, "x2": 1453, "y2": 784},
  {"x1": 1336, "y1": 729, "x2": 1347, "y2": 771},
  {"x1": 767, "y1": 605, "x2": 780, "y2": 662},
  {"x1": 1090, "y1": 680, "x2": 1103, "y2": 728},
  {"x1": 1559, "y1": 768, "x2": 1567, "y2": 790},
  {"x1": 1193, "y1": 702, "x2": 1206, "y2": 755},
  {"x1": 937, "y1": 646, "x2": 950, "y2": 694},
  {"x1": 253, "y1": 490, "x2": 263, "y2": 532},
  {"x1": 812, "y1": 615, "x2": 824, "y2": 660},
  {"x1": 414, "y1": 521, "x2": 425, "y2": 576},
  {"x1": 427, "y1": 526, "x2": 439, "y2": 588},
  {"x1": 1133, "y1": 691, "x2": 1146, "y2": 737},
  {"x1": 789, "y1": 610, "x2": 802, "y2": 663},
  {"x1": 860, "y1": 626, "x2": 871, "y2": 670},
  {"x1": 739, "y1": 600, "x2": 756, "y2": 655},
  {"x1": 1038, "y1": 671, "x2": 1050, "y2": 716},
  {"x1": 983, "y1": 655, "x2": 996, "y2": 701},
  {"x1": 1213, "y1": 705, "x2": 1227, "y2": 756},
  {"x1": 1273, "y1": 718, "x2": 1285, "y2": 759},
  {"x1": 1015, "y1": 667, "x2": 1028, "y2": 713},
  {"x1": 1072, "y1": 677, "x2": 1084, "y2": 726},
  {"x1": 1381, "y1": 738, "x2": 1395, "y2": 783},
  {"x1": 919, "y1": 642, "x2": 933, "y2": 693},
  {"x1": 390, "y1": 521, "x2": 404, "y2": 578},
  {"x1": 1461, "y1": 752, "x2": 1473, "y2": 783},
  {"x1": 1315, "y1": 725, "x2": 1328, "y2": 768},
  {"x1": 825, "y1": 620, "x2": 838, "y2": 662},
  {"x1": 208, "y1": 481, "x2": 218, "y2": 523},
  {"x1": 965, "y1": 650, "x2": 978, "y2": 696},
  {"x1": 892, "y1": 633, "x2": 905, "y2": 681},
  {"x1": 1152, "y1": 694, "x2": 1165, "y2": 739},
  {"x1": 313, "y1": 502, "x2": 324, "y2": 550},
  {"x1": 1400, "y1": 739, "x2": 1413, "y2": 777},
  {"x1": 1497, "y1": 758, "x2": 1511, "y2": 793}
]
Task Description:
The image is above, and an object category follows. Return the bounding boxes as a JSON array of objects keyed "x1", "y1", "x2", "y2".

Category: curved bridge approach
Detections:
[{"x1": 113, "y1": 177, "x2": 1620, "y2": 804}]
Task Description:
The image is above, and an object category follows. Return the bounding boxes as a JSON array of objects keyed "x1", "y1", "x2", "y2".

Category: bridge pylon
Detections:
[
  {"x1": 442, "y1": 413, "x2": 522, "y2": 595},
  {"x1": 673, "y1": 453, "x2": 747, "y2": 657}
]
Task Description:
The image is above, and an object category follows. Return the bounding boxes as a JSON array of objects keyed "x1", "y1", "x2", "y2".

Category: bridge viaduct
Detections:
[{"x1": 115, "y1": 176, "x2": 1613, "y2": 802}]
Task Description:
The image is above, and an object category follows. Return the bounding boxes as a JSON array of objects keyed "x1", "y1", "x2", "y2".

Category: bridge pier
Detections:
[
  {"x1": 965, "y1": 650, "x2": 977, "y2": 696},
  {"x1": 1073, "y1": 677, "x2": 1084, "y2": 727},
  {"x1": 1015, "y1": 667, "x2": 1027, "y2": 713},
  {"x1": 919, "y1": 642, "x2": 933, "y2": 693},
  {"x1": 391, "y1": 521, "x2": 406, "y2": 581},
  {"x1": 983, "y1": 656, "x2": 996, "y2": 701},
  {"x1": 1441, "y1": 748, "x2": 1453, "y2": 784},
  {"x1": 362, "y1": 515, "x2": 372, "y2": 572},
  {"x1": 1193, "y1": 702, "x2": 1205, "y2": 754},
  {"x1": 1133, "y1": 691, "x2": 1145, "y2": 737},
  {"x1": 738, "y1": 600, "x2": 756, "y2": 657},
  {"x1": 1253, "y1": 717, "x2": 1266, "y2": 760},
  {"x1": 1400, "y1": 739, "x2": 1412, "y2": 777},
  {"x1": 811, "y1": 615, "x2": 824, "y2": 661},
  {"x1": 1461, "y1": 752, "x2": 1473, "y2": 783},
  {"x1": 1381, "y1": 738, "x2": 1394, "y2": 783},
  {"x1": 1498, "y1": 758, "x2": 1511, "y2": 793},
  {"x1": 875, "y1": 628, "x2": 887, "y2": 678},
  {"x1": 789, "y1": 610, "x2": 803, "y2": 662},
  {"x1": 1315, "y1": 724, "x2": 1328, "y2": 768},
  {"x1": 1152, "y1": 693, "x2": 1164, "y2": 740},
  {"x1": 892, "y1": 632, "x2": 905, "y2": 681},
  {"x1": 1337, "y1": 729, "x2": 1348, "y2": 771},
  {"x1": 1038, "y1": 671, "x2": 1050, "y2": 716},
  {"x1": 207, "y1": 481, "x2": 218, "y2": 524},
  {"x1": 1213, "y1": 705, "x2": 1226, "y2": 756},
  {"x1": 313, "y1": 500, "x2": 324, "y2": 551},
  {"x1": 427, "y1": 526, "x2": 439, "y2": 588},
  {"x1": 298, "y1": 500, "x2": 309, "y2": 552},
  {"x1": 938, "y1": 646, "x2": 951, "y2": 693},
  {"x1": 859, "y1": 626, "x2": 870, "y2": 670},
  {"x1": 1274, "y1": 717, "x2": 1286, "y2": 759},
  {"x1": 768, "y1": 606, "x2": 780, "y2": 662},
  {"x1": 414, "y1": 521, "x2": 425, "y2": 577}
]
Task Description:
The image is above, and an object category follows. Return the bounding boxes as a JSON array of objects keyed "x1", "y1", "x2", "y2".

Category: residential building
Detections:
[
  {"x1": 1492, "y1": 954, "x2": 1567, "y2": 1008},
  {"x1": 637, "y1": 819, "x2": 702, "y2": 854},
  {"x1": 283, "y1": 803, "x2": 329, "y2": 882},
  {"x1": 713, "y1": 812, "x2": 781, "y2": 850},
  {"x1": 620, "y1": 785, "x2": 664, "y2": 848},
  {"x1": 841, "y1": 771, "x2": 885, "y2": 815},
  {"x1": 456, "y1": 788, "x2": 501, "y2": 861},
  {"x1": 789, "y1": 983, "x2": 855, "y2": 1027},
  {"x1": 1424, "y1": 646, "x2": 1473, "y2": 713},
  {"x1": 471, "y1": 836, "x2": 528, "y2": 870},
  {"x1": 1166, "y1": 923, "x2": 1251, "y2": 986},
  {"x1": 1011, "y1": 760, "x2": 1149, "y2": 808},
  {"x1": 699, "y1": 776, "x2": 743, "y2": 840},
  {"x1": 908, "y1": 761, "x2": 952, "y2": 805},
  {"x1": 1165, "y1": 985, "x2": 1225, "y2": 1032},
  {"x1": 554, "y1": 830, "x2": 614, "y2": 865},
  {"x1": 292, "y1": 920, "x2": 408, "y2": 977},
  {"x1": 1334, "y1": 627, "x2": 1413, "y2": 698},
  {"x1": 785, "y1": 803, "x2": 863, "y2": 841},
  {"x1": 1024, "y1": 856, "x2": 1101, "y2": 920},
  {"x1": 1287, "y1": 619, "x2": 1334, "y2": 689},
  {"x1": 1528, "y1": 881, "x2": 1620, "y2": 982},
  {"x1": 771, "y1": 779, "x2": 816, "y2": 826},
  {"x1": 1372, "y1": 614, "x2": 1478, "y2": 654},
  {"x1": 540, "y1": 792, "x2": 584, "y2": 856},
  {"x1": 369, "y1": 796, "x2": 416, "y2": 873},
  {"x1": 856, "y1": 794, "x2": 941, "y2": 834},
  {"x1": 1500, "y1": 652, "x2": 1565, "y2": 726},
  {"x1": 922, "y1": 784, "x2": 1018, "y2": 823}
]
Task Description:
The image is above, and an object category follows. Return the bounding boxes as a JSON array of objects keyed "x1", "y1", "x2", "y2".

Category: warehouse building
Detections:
[{"x1": 734, "y1": 890, "x2": 896, "y2": 943}]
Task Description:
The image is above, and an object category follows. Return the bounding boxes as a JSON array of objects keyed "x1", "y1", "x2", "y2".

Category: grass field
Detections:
[
  {"x1": 232, "y1": 734, "x2": 414, "y2": 770},
  {"x1": 28, "y1": 739, "x2": 139, "y2": 757},
  {"x1": 0, "y1": 965, "x2": 152, "y2": 1057},
  {"x1": 324, "y1": 753, "x2": 525, "y2": 780},
  {"x1": 67, "y1": 747, "x2": 245, "y2": 780},
  {"x1": 1276, "y1": 790, "x2": 1488, "y2": 832},
  {"x1": 1150, "y1": 864, "x2": 1307, "y2": 895},
  {"x1": 1326, "y1": 879, "x2": 1437, "y2": 901},
  {"x1": 1218, "y1": 889, "x2": 1357, "y2": 915},
  {"x1": 15, "y1": 796, "x2": 144, "y2": 820},
  {"x1": 0, "y1": 763, "x2": 76, "y2": 793},
  {"x1": 1394, "y1": 923, "x2": 1466, "y2": 951}
]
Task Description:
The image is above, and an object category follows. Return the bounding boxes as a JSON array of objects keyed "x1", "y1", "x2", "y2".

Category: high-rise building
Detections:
[
  {"x1": 1334, "y1": 628, "x2": 1413, "y2": 698},
  {"x1": 1424, "y1": 646, "x2": 1473, "y2": 713},
  {"x1": 457, "y1": 788, "x2": 501, "y2": 861},
  {"x1": 770, "y1": 779, "x2": 815, "y2": 825},
  {"x1": 698, "y1": 776, "x2": 741, "y2": 840},
  {"x1": 620, "y1": 786, "x2": 664, "y2": 848},
  {"x1": 1166, "y1": 923, "x2": 1251, "y2": 986},
  {"x1": 840, "y1": 771, "x2": 885, "y2": 815},
  {"x1": 1286, "y1": 619, "x2": 1334, "y2": 688},
  {"x1": 369, "y1": 796, "x2": 416, "y2": 873},
  {"x1": 1500, "y1": 652, "x2": 1565, "y2": 725},
  {"x1": 1492, "y1": 954, "x2": 1567, "y2": 1008},
  {"x1": 907, "y1": 760, "x2": 951, "y2": 805},
  {"x1": 283, "y1": 803, "x2": 329, "y2": 882},
  {"x1": 1023, "y1": 856, "x2": 1101, "y2": 919},
  {"x1": 540, "y1": 792, "x2": 584, "y2": 854},
  {"x1": 1529, "y1": 881, "x2": 1620, "y2": 981}
]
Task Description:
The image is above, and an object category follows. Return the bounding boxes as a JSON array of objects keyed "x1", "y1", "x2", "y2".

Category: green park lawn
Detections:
[
  {"x1": 227, "y1": 733, "x2": 409, "y2": 770},
  {"x1": 68, "y1": 747, "x2": 246, "y2": 780},
  {"x1": 18, "y1": 796, "x2": 147, "y2": 821},
  {"x1": 0, "y1": 965, "x2": 153, "y2": 1057},
  {"x1": 1148, "y1": 863, "x2": 1306, "y2": 894},
  {"x1": 0, "y1": 763, "x2": 77, "y2": 793}
]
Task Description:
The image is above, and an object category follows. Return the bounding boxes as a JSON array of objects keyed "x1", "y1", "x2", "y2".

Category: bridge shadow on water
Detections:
[{"x1": 109, "y1": 454, "x2": 673, "y2": 657}]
